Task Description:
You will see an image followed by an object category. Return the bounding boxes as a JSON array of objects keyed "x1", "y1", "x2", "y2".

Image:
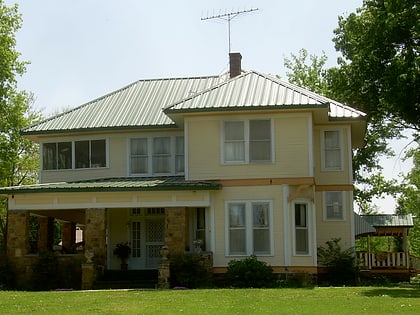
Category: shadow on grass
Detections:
[{"x1": 361, "y1": 287, "x2": 420, "y2": 298}]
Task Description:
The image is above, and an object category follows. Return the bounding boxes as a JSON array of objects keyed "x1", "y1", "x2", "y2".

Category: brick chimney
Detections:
[{"x1": 229, "y1": 52, "x2": 242, "y2": 78}]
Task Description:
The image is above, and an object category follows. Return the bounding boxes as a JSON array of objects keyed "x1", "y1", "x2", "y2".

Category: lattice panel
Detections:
[
  {"x1": 146, "y1": 245, "x2": 162, "y2": 259},
  {"x1": 146, "y1": 221, "x2": 164, "y2": 242}
]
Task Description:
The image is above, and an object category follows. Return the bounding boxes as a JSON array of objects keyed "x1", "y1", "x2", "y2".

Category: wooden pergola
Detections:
[{"x1": 355, "y1": 214, "x2": 414, "y2": 270}]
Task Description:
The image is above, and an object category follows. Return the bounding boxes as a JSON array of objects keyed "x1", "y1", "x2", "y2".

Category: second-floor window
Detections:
[
  {"x1": 322, "y1": 130, "x2": 342, "y2": 170},
  {"x1": 223, "y1": 119, "x2": 272, "y2": 164},
  {"x1": 130, "y1": 136, "x2": 184, "y2": 176},
  {"x1": 42, "y1": 139, "x2": 106, "y2": 170}
]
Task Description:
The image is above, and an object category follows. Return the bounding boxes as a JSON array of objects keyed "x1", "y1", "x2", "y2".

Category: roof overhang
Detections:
[{"x1": 0, "y1": 176, "x2": 221, "y2": 195}]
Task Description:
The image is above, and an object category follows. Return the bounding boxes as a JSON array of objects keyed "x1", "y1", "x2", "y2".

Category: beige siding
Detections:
[
  {"x1": 313, "y1": 125, "x2": 353, "y2": 185},
  {"x1": 315, "y1": 191, "x2": 354, "y2": 250},
  {"x1": 187, "y1": 112, "x2": 311, "y2": 180}
]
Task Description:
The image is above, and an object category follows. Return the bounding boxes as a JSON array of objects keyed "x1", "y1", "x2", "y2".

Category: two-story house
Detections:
[{"x1": 0, "y1": 53, "x2": 366, "y2": 288}]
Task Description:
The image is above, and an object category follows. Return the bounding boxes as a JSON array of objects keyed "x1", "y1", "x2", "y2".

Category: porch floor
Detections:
[{"x1": 93, "y1": 270, "x2": 158, "y2": 290}]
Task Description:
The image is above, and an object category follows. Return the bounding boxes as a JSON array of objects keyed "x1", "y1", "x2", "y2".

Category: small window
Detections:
[
  {"x1": 323, "y1": 130, "x2": 342, "y2": 170},
  {"x1": 195, "y1": 208, "x2": 206, "y2": 251},
  {"x1": 294, "y1": 203, "x2": 309, "y2": 255},
  {"x1": 249, "y1": 120, "x2": 271, "y2": 162},
  {"x1": 175, "y1": 136, "x2": 185, "y2": 173},
  {"x1": 325, "y1": 191, "x2": 345, "y2": 220}
]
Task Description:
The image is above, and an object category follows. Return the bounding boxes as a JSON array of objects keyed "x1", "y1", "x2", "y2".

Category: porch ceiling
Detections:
[{"x1": 0, "y1": 176, "x2": 221, "y2": 194}]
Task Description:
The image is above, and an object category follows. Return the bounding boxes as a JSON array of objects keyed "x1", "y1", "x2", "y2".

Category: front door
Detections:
[{"x1": 130, "y1": 208, "x2": 165, "y2": 269}]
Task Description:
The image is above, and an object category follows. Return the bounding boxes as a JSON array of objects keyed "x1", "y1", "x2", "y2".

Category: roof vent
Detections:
[{"x1": 229, "y1": 52, "x2": 242, "y2": 78}]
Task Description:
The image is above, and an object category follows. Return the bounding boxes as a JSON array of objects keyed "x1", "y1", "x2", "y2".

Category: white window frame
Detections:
[
  {"x1": 222, "y1": 119, "x2": 273, "y2": 165},
  {"x1": 321, "y1": 129, "x2": 343, "y2": 171},
  {"x1": 323, "y1": 191, "x2": 346, "y2": 221},
  {"x1": 41, "y1": 139, "x2": 108, "y2": 171},
  {"x1": 292, "y1": 200, "x2": 312, "y2": 256},
  {"x1": 225, "y1": 200, "x2": 273, "y2": 257},
  {"x1": 129, "y1": 135, "x2": 184, "y2": 176}
]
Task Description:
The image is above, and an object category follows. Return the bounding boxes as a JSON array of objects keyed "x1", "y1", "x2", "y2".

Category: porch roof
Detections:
[
  {"x1": 0, "y1": 176, "x2": 221, "y2": 194},
  {"x1": 359, "y1": 214, "x2": 414, "y2": 237}
]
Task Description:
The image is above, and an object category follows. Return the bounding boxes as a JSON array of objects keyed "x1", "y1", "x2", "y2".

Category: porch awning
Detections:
[
  {"x1": 0, "y1": 176, "x2": 221, "y2": 194},
  {"x1": 354, "y1": 212, "x2": 376, "y2": 237},
  {"x1": 358, "y1": 214, "x2": 414, "y2": 237}
]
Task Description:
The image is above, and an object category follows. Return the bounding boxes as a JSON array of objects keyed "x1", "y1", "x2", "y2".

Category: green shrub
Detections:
[
  {"x1": 169, "y1": 253, "x2": 212, "y2": 288},
  {"x1": 317, "y1": 238, "x2": 359, "y2": 286},
  {"x1": 226, "y1": 255, "x2": 274, "y2": 288}
]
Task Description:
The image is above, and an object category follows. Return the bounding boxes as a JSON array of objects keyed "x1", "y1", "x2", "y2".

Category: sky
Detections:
[{"x1": 4, "y1": 0, "x2": 412, "y2": 213}]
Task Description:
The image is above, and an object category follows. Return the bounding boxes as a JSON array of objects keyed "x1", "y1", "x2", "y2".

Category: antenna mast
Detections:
[{"x1": 201, "y1": 8, "x2": 259, "y2": 53}]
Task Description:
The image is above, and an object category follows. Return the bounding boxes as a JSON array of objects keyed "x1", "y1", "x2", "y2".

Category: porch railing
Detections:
[{"x1": 357, "y1": 251, "x2": 408, "y2": 269}]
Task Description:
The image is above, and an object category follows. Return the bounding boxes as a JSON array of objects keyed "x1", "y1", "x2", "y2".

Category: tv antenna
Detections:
[{"x1": 201, "y1": 8, "x2": 259, "y2": 53}]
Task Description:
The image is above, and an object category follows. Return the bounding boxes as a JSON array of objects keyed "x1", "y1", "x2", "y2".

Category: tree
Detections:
[
  {"x1": 397, "y1": 145, "x2": 420, "y2": 256},
  {"x1": 0, "y1": 1, "x2": 41, "y2": 253},
  {"x1": 332, "y1": 0, "x2": 420, "y2": 131},
  {"x1": 283, "y1": 49, "x2": 400, "y2": 212}
]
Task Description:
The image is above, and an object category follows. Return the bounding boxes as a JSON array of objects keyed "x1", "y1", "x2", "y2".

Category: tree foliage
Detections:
[
  {"x1": 332, "y1": 0, "x2": 420, "y2": 131},
  {"x1": 0, "y1": 1, "x2": 42, "y2": 253}
]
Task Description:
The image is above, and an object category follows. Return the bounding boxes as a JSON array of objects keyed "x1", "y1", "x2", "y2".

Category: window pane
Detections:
[
  {"x1": 250, "y1": 120, "x2": 271, "y2": 162},
  {"x1": 296, "y1": 229, "x2": 308, "y2": 254},
  {"x1": 295, "y1": 204, "x2": 306, "y2": 227},
  {"x1": 75, "y1": 141, "x2": 89, "y2": 168},
  {"x1": 250, "y1": 120, "x2": 271, "y2": 140},
  {"x1": 229, "y1": 204, "x2": 245, "y2": 227},
  {"x1": 43, "y1": 143, "x2": 57, "y2": 170},
  {"x1": 91, "y1": 140, "x2": 106, "y2": 167},
  {"x1": 253, "y1": 203, "x2": 269, "y2": 227},
  {"x1": 229, "y1": 229, "x2": 246, "y2": 255},
  {"x1": 225, "y1": 121, "x2": 244, "y2": 141},
  {"x1": 324, "y1": 130, "x2": 341, "y2": 169},
  {"x1": 175, "y1": 137, "x2": 184, "y2": 173},
  {"x1": 131, "y1": 157, "x2": 148, "y2": 174},
  {"x1": 153, "y1": 137, "x2": 170, "y2": 154},
  {"x1": 254, "y1": 229, "x2": 270, "y2": 254},
  {"x1": 326, "y1": 192, "x2": 344, "y2": 220},
  {"x1": 224, "y1": 121, "x2": 245, "y2": 162},
  {"x1": 57, "y1": 142, "x2": 72, "y2": 169},
  {"x1": 153, "y1": 137, "x2": 170, "y2": 173},
  {"x1": 131, "y1": 138, "x2": 148, "y2": 155}
]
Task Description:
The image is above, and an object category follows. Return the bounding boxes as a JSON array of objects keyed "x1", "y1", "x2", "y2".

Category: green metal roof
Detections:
[
  {"x1": 23, "y1": 71, "x2": 365, "y2": 136},
  {"x1": 165, "y1": 71, "x2": 366, "y2": 119},
  {"x1": 360, "y1": 214, "x2": 414, "y2": 228},
  {"x1": 23, "y1": 75, "x2": 225, "y2": 135},
  {"x1": 0, "y1": 177, "x2": 221, "y2": 194}
]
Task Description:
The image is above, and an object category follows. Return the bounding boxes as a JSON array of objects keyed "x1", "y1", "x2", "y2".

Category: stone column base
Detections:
[
  {"x1": 158, "y1": 260, "x2": 170, "y2": 289},
  {"x1": 81, "y1": 263, "x2": 95, "y2": 290}
]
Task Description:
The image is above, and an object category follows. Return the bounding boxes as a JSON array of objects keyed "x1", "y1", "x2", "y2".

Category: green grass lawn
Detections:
[{"x1": 1, "y1": 287, "x2": 419, "y2": 314}]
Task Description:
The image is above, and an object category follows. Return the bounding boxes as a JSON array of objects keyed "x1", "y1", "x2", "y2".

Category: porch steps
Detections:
[{"x1": 93, "y1": 270, "x2": 158, "y2": 290}]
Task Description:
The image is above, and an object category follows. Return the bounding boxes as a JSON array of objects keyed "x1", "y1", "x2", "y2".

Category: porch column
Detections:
[
  {"x1": 6, "y1": 211, "x2": 30, "y2": 288},
  {"x1": 61, "y1": 221, "x2": 76, "y2": 252},
  {"x1": 84, "y1": 208, "x2": 107, "y2": 266},
  {"x1": 403, "y1": 228, "x2": 409, "y2": 269},
  {"x1": 37, "y1": 216, "x2": 54, "y2": 252},
  {"x1": 165, "y1": 207, "x2": 187, "y2": 255}
]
